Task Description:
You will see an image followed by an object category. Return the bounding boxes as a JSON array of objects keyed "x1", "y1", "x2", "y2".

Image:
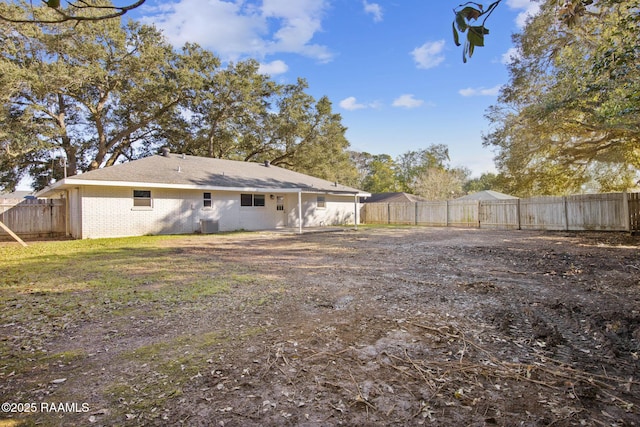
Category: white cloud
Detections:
[
  {"x1": 501, "y1": 47, "x2": 521, "y2": 65},
  {"x1": 339, "y1": 96, "x2": 367, "y2": 111},
  {"x1": 506, "y1": 0, "x2": 541, "y2": 28},
  {"x1": 339, "y1": 96, "x2": 382, "y2": 111},
  {"x1": 258, "y1": 60, "x2": 288, "y2": 75},
  {"x1": 141, "y1": 0, "x2": 332, "y2": 62},
  {"x1": 411, "y1": 40, "x2": 446, "y2": 70},
  {"x1": 458, "y1": 85, "x2": 502, "y2": 97},
  {"x1": 392, "y1": 94, "x2": 424, "y2": 109},
  {"x1": 363, "y1": 1, "x2": 383, "y2": 22},
  {"x1": 261, "y1": 0, "x2": 332, "y2": 61}
]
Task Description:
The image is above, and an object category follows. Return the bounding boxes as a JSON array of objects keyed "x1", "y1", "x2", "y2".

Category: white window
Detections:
[
  {"x1": 203, "y1": 192, "x2": 212, "y2": 208},
  {"x1": 317, "y1": 195, "x2": 326, "y2": 209},
  {"x1": 133, "y1": 190, "x2": 151, "y2": 207}
]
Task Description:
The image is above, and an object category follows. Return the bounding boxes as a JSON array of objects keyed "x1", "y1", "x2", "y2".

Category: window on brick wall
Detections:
[
  {"x1": 240, "y1": 193, "x2": 265, "y2": 207},
  {"x1": 133, "y1": 190, "x2": 152, "y2": 207},
  {"x1": 240, "y1": 193, "x2": 253, "y2": 206}
]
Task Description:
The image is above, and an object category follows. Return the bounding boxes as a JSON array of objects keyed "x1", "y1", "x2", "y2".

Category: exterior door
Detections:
[{"x1": 275, "y1": 196, "x2": 286, "y2": 227}]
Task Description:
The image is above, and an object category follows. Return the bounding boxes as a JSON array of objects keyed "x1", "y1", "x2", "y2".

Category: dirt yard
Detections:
[{"x1": 1, "y1": 227, "x2": 639, "y2": 426}]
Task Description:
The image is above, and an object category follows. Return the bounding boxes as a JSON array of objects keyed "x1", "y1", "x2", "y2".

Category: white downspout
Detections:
[
  {"x1": 298, "y1": 191, "x2": 303, "y2": 234},
  {"x1": 354, "y1": 194, "x2": 358, "y2": 230},
  {"x1": 65, "y1": 189, "x2": 70, "y2": 237}
]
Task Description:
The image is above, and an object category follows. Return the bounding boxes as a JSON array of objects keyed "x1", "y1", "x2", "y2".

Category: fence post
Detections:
[
  {"x1": 622, "y1": 191, "x2": 630, "y2": 232},
  {"x1": 387, "y1": 203, "x2": 391, "y2": 225},
  {"x1": 49, "y1": 199, "x2": 54, "y2": 237},
  {"x1": 477, "y1": 200, "x2": 481, "y2": 228},
  {"x1": 517, "y1": 198, "x2": 521, "y2": 230},
  {"x1": 446, "y1": 200, "x2": 449, "y2": 227},
  {"x1": 415, "y1": 202, "x2": 418, "y2": 226},
  {"x1": 563, "y1": 196, "x2": 569, "y2": 231}
]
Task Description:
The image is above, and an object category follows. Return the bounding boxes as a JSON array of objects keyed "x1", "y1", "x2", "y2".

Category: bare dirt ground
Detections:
[{"x1": 2, "y1": 227, "x2": 640, "y2": 426}]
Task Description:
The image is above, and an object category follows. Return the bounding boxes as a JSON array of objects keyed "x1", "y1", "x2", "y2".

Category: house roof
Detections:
[
  {"x1": 1, "y1": 190, "x2": 35, "y2": 199},
  {"x1": 456, "y1": 190, "x2": 518, "y2": 201},
  {"x1": 363, "y1": 192, "x2": 427, "y2": 203},
  {"x1": 37, "y1": 153, "x2": 369, "y2": 197}
]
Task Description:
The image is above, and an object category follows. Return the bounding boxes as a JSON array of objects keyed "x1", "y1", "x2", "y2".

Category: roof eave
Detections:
[{"x1": 36, "y1": 178, "x2": 368, "y2": 197}]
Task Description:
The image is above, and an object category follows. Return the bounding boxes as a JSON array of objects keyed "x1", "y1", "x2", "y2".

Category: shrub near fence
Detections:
[
  {"x1": 0, "y1": 198, "x2": 66, "y2": 239},
  {"x1": 361, "y1": 192, "x2": 640, "y2": 232}
]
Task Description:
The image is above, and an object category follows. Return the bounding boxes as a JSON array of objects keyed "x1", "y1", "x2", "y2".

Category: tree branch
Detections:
[{"x1": 0, "y1": 0, "x2": 146, "y2": 24}]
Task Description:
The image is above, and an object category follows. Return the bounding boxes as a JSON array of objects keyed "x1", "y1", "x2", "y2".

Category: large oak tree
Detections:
[
  {"x1": 483, "y1": 0, "x2": 639, "y2": 195},
  {"x1": 0, "y1": 15, "x2": 202, "y2": 189},
  {"x1": 0, "y1": 9, "x2": 358, "y2": 191}
]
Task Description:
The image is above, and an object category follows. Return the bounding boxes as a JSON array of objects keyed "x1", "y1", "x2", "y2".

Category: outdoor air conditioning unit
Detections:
[{"x1": 200, "y1": 219, "x2": 219, "y2": 234}]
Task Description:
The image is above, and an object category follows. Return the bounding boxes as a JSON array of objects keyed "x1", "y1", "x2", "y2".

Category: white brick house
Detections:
[{"x1": 37, "y1": 152, "x2": 370, "y2": 239}]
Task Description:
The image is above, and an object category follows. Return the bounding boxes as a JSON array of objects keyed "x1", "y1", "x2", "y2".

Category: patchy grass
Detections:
[
  {"x1": 0, "y1": 235, "x2": 265, "y2": 385},
  {"x1": 105, "y1": 333, "x2": 222, "y2": 417}
]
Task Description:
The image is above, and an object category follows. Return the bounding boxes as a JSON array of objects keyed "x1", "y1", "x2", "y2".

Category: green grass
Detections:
[
  {"x1": 0, "y1": 235, "x2": 265, "y2": 380},
  {"x1": 0, "y1": 234, "x2": 291, "y2": 425}
]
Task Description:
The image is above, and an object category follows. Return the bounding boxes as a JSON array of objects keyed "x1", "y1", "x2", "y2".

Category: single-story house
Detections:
[{"x1": 37, "y1": 150, "x2": 370, "y2": 239}]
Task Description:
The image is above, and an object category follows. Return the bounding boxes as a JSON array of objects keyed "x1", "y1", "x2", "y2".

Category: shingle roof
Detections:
[
  {"x1": 363, "y1": 192, "x2": 427, "y2": 203},
  {"x1": 39, "y1": 153, "x2": 367, "y2": 195},
  {"x1": 456, "y1": 190, "x2": 517, "y2": 201}
]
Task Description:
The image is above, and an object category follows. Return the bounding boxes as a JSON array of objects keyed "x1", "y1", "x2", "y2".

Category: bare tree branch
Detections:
[{"x1": 0, "y1": 0, "x2": 145, "y2": 24}]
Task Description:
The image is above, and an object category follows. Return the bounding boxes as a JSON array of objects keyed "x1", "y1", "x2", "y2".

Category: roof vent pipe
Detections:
[
  {"x1": 161, "y1": 147, "x2": 170, "y2": 157},
  {"x1": 264, "y1": 160, "x2": 270, "y2": 167}
]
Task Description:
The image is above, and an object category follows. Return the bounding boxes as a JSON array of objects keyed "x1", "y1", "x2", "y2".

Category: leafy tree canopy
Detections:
[
  {"x1": 355, "y1": 153, "x2": 398, "y2": 194},
  {"x1": 0, "y1": 5, "x2": 357, "y2": 191},
  {"x1": 0, "y1": 15, "x2": 190, "y2": 190},
  {"x1": 463, "y1": 172, "x2": 499, "y2": 193},
  {"x1": 482, "y1": 0, "x2": 639, "y2": 196}
]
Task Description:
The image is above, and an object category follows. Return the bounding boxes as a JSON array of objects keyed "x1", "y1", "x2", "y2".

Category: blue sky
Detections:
[{"x1": 130, "y1": 0, "x2": 540, "y2": 177}]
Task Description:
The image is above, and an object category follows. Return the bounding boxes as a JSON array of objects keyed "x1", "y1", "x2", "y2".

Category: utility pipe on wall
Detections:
[{"x1": 298, "y1": 191, "x2": 302, "y2": 234}]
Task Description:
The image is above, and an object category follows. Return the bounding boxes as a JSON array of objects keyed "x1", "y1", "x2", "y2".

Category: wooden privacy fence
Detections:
[
  {"x1": 0, "y1": 198, "x2": 66, "y2": 239},
  {"x1": 361, "y1": 192, "x2": 640, "y2": 232}
]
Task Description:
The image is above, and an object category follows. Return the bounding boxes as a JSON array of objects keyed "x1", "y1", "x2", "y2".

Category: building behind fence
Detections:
[
  {"x1": 361, "y1": 192, "x2": 640, "y2": 233},
  {"x1": 0, "y1": 198, "x2": 66, "y2": 240}
]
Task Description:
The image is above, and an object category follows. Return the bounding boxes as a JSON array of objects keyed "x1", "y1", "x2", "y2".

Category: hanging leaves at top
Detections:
[
  {"x1": 452, "y1": 0, "x2": 599, "y2": 62},
  {"x1": 452, "y1": 1, "x2": 500, "y2": 63}
]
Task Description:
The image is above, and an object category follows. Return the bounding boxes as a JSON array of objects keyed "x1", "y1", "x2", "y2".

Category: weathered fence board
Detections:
[
  {"x1": 629, "y1": 192, "x2": 640, "y2": 233},
  {"x1": 519, "y1": 196, "x2": 567, "y2": 230},
  {"x1": 566, "y1": 193, "x2": 626, "y2": 231},
  {"x1": 388, "y1": 203, "x2": 416, "y2": 225},
  {"x1": 448, "y1": 200, "x2": 479, "y2": 228},
  {"x1": 480, "y1": 199, "x2": 520, "y2": 229},
  {"x1": 0, "y1": 199, "x2": 66, "y2": 239},
  {"x1": 361, "y1": 192, "x2": 638, "y2": 232},
  {"x1": 416, "y1": 202, "x2": 448, "y2": 226},
  {"x1": 362, "y1": 203, "x2": 391, "y2": 224}
]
